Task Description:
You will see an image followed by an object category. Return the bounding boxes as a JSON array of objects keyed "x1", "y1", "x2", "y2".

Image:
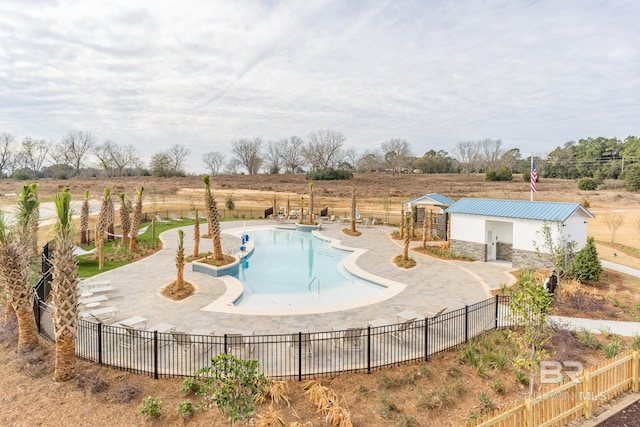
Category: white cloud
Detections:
[{"x1": 0, "y1": 0, "x2": 638, "y2": 172}]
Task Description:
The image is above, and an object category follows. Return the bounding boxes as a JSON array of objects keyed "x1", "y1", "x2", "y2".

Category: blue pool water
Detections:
[{"x1": 233, "y1": 228, "x2": 385, "y2": 309}]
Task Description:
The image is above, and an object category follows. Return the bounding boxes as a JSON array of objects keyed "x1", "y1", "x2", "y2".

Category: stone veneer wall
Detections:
[
  {"x1": 496, "y1": 242, "x2": 512, "y2": 262},
  {"x1": 437, "y1": 213, "x2": 447, "y2": 240},
  {"x1": 511, "y1": 249, "x2": 553, "y2": 269},
  {"x1": 450, "y1": 239, "x2": 486, "y2": 262}
]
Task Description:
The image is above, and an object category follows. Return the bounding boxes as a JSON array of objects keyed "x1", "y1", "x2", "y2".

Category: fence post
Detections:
[
  {"x1": 634, "y1": 351, "x2": 639, "y2": 392},
  {"x1": 583, "y1": 370, "x2": 592, "y2": 418},
  {"x1": 98, "y1": 322, "x2": 103, "y2": 365},
  {"x1": 494, "y1": 294, "x2": 499, "y2": 329},
  {"x1": 298, "y1": 332, "x2": 302, "y2": 382},
  {"x1": 465, "y1": 305, "x2": 469, "y2": 343},
  {"x1": 367, "y1": 326, "x2": 371, "y2": 374},
  {"x1": 153, "y1": 330, "x2": 159, "y2": 380},
  {"x1": 424, "y1": 318, "x2": 429, "y2": 361},
  {"x1": 224, "y1": 334, "x2": 228, "y2": 354}
]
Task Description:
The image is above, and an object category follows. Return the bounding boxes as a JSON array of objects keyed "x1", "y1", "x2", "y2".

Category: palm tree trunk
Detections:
[
  {"x1": 15, "y1": 306, "x2": 39, "y2": 352},
  {"x1": 54, "y1": 335, "x2": 76, "y2": 381}
]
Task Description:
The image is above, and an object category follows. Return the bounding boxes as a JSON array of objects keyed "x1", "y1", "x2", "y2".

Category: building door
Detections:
[{"x1": 487, "y1": 230, "x2": 496, "y2": 261}]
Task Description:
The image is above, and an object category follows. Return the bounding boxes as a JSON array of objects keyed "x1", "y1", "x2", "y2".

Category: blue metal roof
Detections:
[
  {"x1": 445, "y1": 198, "x2": 595, "y2": 222},
  {"x1": 405, "y1": 193, "x2": 455, "y2": 206}
]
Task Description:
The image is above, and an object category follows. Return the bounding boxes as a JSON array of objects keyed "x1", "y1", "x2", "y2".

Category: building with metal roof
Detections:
[
  {"x1": 445, "y1": 198, "x2": 595, "y2": 268},
  {"x1": 403, "y1": 193, "x2": 456, "y2": 239}
]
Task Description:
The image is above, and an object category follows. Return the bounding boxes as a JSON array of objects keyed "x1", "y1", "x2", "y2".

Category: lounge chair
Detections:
[
  {"x1": 118, "y1": 324, "x2": 152, "y2": 348},
  {"x1": 79, "y1": 295, "x2": 109, "y2": 305},
  {"x1": 290, "y1": 332, "x2": 313, "y2": 357},
  {"x1": 73, "y1": 246, "x2": 97, "y2": 257},
  {"x1": 226, "y1": 333, "x2": 254, "y2": 356},
  {"x1": 170, "y1": 213, "x2": 183, "y2": 221},
  {"x1": 427, "y1": 307, "x2": 447, "y2": 320},
  {"x1": 154, "y1": 215, "x2": 169, "y2": 223},
  {"x1": 105, "y1": 225, "x2": 149, "y2": 239},
  {"x1": 170, "y1": 331, "x2": 195, "y2": 352},
  {"x1": 80, "y1": 306, "x2": 119, "y2": 322},
  {"x1": 332, "y1": 326, "x2": 363, "y2": 351}
]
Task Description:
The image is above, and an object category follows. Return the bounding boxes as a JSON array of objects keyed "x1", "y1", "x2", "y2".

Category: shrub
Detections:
[
  {"x1": 568, "y1": 237, "x2": 602, "y2": 283},
  {"x1": 138, "y1": 396, "x2": 162, "y2": 419},
  {"x1": 604, "y1": 336, "x2": 622, "y2": 359},
  {"x1": 625, "y1": 164, "x2": 640, "y2": 192},
  {"x1": 485, "y1": 167, "x2": 513, "y2": 181},
  {"x1": 225, "y1": 194, "x2": 235, "y2": 210},
  {"x1": 181, "y1": 376, "x2": 203, "y2": 395},
  {"x1": 492, "y1": 377, "x2": 506, "y2": 394},
  {"x1": 306, "y1": 168, "x2": 353, "y2": 180},
  {"x1": 578, "y1": 177, "x2": 598, "y2": 191},
  {"x1": 176, "y1": 400, "x2": 193, "y2": 419}
]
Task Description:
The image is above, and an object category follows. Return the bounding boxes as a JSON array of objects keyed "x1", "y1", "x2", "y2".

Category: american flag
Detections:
[{"x1": 530, "y1": 160, "x2": 538, "y2": 192}]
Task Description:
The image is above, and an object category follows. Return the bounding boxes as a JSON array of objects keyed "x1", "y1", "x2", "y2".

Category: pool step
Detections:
[{"x1": 314, "y1": 244, "x2": 348, "y2": 259}]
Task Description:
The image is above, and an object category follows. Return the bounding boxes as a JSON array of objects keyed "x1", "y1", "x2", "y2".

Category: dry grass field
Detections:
[{"x1": 0, "y1": 173, "x2": 639, "y2": 426}]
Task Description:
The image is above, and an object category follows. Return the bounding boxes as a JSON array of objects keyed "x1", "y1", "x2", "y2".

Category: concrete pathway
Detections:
[{"x1": 85, "y1": 220, "x2": 515, "y2": 335}]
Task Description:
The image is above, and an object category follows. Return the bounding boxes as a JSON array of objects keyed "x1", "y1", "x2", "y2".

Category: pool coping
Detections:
[{"x1": 201, "y1": 224, "x2": 407, "y2": 316}]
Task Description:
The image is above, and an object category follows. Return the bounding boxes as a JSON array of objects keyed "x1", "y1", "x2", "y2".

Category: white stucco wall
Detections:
[
  {"x1": 563, "y1": 213, "x2": 589, "y2": 250},
  {"x1": 450, "y1": 214, "x2": 485, "y2": 242}
]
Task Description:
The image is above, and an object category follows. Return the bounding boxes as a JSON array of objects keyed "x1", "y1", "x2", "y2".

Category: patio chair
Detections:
[
  {"x1": 154, "y1": 214, "x2": 169, "y2": 223},
  {"x1": 119, "y1": 324, "x2": 153, "y2": 348},
  {"x1": 290, "y1": 332, "x2": 313, "y2": 357},
  {"x1": 170, "y1": 331, "x2": 195, "y2": 353},
  {"x1": 332, "y1": 326, "x2": 363, "y2": 351},
  {"x1": 80, "y1": 306, "x2": 119, "y2": 322},
  {"x1": 73, "y1": 246, "x2": 96, "y2": 257},
  {"x1": 226, "y1": 333, "x2": 254, "y2": 356}
]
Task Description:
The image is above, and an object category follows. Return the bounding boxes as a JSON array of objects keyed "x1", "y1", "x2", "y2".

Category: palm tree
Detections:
[
  {"x1": 28, "y1": 183, "x2": 40, "y2": 257},
  {"x1": 50, "y1": 189, "x2": 79, "y2": 381},
  {"x1": 96, "y1": 188, "x2": 111, "y2": 270},
  {"x1": 80, "y1": 190, "x2": 90, "y2": 245},
  {"x1": 0, "y1": 186, "x2": 40, "y2": 351},
  {"x1": 193, "y1": 210, "x2": 200, "y2": 259},
  {"x1": 175, "y1": 229, "x2": 185, "y2": 293},
  {"x1": 350, "y1": 185, "x2": 357, "y2": 233},
  {"x1": 118, "y1": 193, "x2": 131, "y2": 247},
  {"x1": 402, "y1": 215, "x2": 411, "y2": 262},
  {"x1": 129, "y1": 187, "x2": 144, "y2": 252},
  {"x1": 202, "y1": 176, "x2": 223, "y2": 261},
  {"x1": 106, "y1": 190, "x2": 115, "y2": 242}
]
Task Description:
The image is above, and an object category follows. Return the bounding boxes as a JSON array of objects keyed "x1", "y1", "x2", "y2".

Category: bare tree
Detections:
[
  {"x1": 167, "y1": 144, "x2": 191, "y2": 175},
  {"x1": 381, "y1": 138, "x2": 413, "y2": 175},
  {"x1": 0, "y1": 133, "x2": 16, "y2": 177},
  {"x1": 501, "y1": 147, "x2": 522, "y2": 172},
  {"x1": 603, "y1": 212, "x2": 625, "y2": 245},
  {"x1": 303, "y1": 129, "x2": 346, "y2": 172},
  {"x1": 231, "y1": 138, "x2": 263, "y2": 175},
  {"x1": 479, "y1": 138, "x2": 505, "y2": 171},
  {"x1": 149, "y1": 152, "x2": 173, "y2": 177},
  {"x1": 15, "y1": 137, "x2": 49, "y2": 177},
  {"x1": 453, "y1": 141, "x2": 480, "y2": 175},
  {"x1": 342, "y1": 148, "x2": 358, "y2": 171},
  {"x1": 280, "y1": 136, "x2": 305, "y2": 174},
  {"x1": 94, "y1": 141, "x2": 139, "y2": 177},
  {"x1": 263, "y1": 141, "x2": 282, "y2": 174},
  {"x1": 202, "y1": 151, "x2": 225, "y2": 175},
  {"x1": 356, "y1": 149, "x2": 384, "y2": 173},
  {"x1": 224, "y1": 158, "x2": 242, "y2": 175},
  {"x1": 52, "y1": 131, "x2": 95, "y2": 177}
]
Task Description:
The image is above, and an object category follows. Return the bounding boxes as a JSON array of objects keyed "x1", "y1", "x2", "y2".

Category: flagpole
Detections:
[{"x1": 530, "y1": 154, "x2": 534, "y2": 202}]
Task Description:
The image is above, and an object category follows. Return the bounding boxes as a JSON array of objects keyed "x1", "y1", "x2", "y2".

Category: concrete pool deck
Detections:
[{"x1": 84, "y1": 220, "x2": 518, "y2": 335}]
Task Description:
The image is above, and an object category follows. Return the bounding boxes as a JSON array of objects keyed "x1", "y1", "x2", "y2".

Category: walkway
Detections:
[{"x1": 85, "y1": 220, "x2": 516, "y2": 335}]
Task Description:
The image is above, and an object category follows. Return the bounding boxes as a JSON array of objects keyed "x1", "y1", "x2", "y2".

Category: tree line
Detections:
[{"x1": 2, "y1": 130, "x2": 639, "y2": 191}]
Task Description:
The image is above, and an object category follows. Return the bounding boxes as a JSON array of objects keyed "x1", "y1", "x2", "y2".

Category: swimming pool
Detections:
[{"x1": 232, "y1": 228, "x2": 387, "y2": 310}]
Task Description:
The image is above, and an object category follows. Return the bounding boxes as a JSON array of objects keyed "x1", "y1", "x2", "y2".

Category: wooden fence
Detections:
[{"x1": 466, "y1": 351, "x2": 640, "y2": 426}]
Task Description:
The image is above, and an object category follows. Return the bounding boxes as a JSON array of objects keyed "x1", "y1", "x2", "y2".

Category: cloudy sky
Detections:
[{"x1": 1, "y1": 0, "x2": 638, "y2": 173}]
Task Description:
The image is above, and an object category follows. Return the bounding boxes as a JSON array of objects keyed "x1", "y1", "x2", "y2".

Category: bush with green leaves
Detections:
[
  {"x1": 191, "y1": 353, "x2": 269, "y2": 425},
  {"x1": 625, "y1": 164, "x2": 640, "y2": 192},
  {"x1": 176, "y1": 400, "x2": 194, "y2": 419},
  {"x1": 305, "y1": 168, "x2": 353, "y2": 180},
  {"x1": 137, "y1": 396, "x2": 162, "y2": 419},
  {"x1": 225, "y1": 194, "x2": 235, "y2": 211},
  {"x1": 568, "y1": 236, "x2": 602, "y2": 283},
  {"x1": 578, "y1": 177, "x2": 598, "y2": 191}
]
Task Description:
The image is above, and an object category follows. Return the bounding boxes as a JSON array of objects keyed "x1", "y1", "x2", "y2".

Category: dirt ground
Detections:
[{"x1": 0, "y1": 174, "x2": 639, "y2": 426}]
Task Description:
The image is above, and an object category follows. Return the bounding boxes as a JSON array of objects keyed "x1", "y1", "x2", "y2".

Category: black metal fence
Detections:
[{"x1": 34, "y1": 295, "x2": 512, "y2": 380}]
